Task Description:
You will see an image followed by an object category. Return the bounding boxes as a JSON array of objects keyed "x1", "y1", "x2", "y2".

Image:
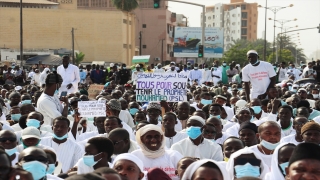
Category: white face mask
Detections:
[{"x1": 313, "y1": 94, "x2": 319, "y2": 99}]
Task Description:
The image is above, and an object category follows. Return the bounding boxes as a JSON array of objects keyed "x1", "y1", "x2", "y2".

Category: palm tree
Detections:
[
  {"x1": 111, "y1": 0, "x2": 139, "y2": 12},
  {"x1": 75, "y1": 52, "x2": 85, "y2": 65}
]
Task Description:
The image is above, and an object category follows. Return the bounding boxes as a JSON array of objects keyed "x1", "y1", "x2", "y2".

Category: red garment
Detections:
[{"x1": 147, "y1": 168, "x2": 171, "y2": 180}]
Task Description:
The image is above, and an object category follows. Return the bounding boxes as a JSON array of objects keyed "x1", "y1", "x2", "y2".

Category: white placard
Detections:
[{"x1": 78, "y1": 100, "x2": 106, "y2": 117}]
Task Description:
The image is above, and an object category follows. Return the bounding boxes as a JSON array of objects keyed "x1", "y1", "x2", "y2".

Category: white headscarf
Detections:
[
  {"x1": 182, "y1": 159, "x2": 230, "y2": 180},
  {"x1": 226, "y1": 147, "x2": 269, "y2": 180},
  {"x1": 112, "y1": 153, "x2": 143, "y2": 172},
  {"x1": 188, "y1": 115, "x2": 205, "y2": 125},
  {"x1": 265, "y1": 142, "x2": 296, "y2": 180},
  {"x1": 135, "y1": 124, "x2": 166, "y2": 159}
]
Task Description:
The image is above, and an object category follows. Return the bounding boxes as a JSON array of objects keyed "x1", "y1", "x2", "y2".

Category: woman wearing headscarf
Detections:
[
  {"x1": 182, "y1": 159, "x2": 230, "y2": 180},
  {"x1": 265, "y1": 143, "x2": 296, "y2": 180},
  {"x1": 131, "y1": 124, "x2": 183, "y2": 179},
  {"x1": 226, "y1": 147, "x2": 269, "y2": 180}
]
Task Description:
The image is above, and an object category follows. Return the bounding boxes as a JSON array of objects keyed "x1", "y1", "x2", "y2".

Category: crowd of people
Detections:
[{"x1": 0, "y1": 51, "x2": 320, "y2": 180}]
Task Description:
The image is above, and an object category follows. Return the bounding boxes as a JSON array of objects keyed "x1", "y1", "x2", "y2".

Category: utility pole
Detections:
[
  {"x1": 161, "y1": 39, "x2": 164, "y2": 65},
  {"x1": 20, "y1": 0, "x2": 23, "y2": 66},
  {"x1": 71, "y1": 28, "x2": 75, "y2": 64},
  {"x1": 263, "y1": 0, "x2": 267, "y2": 61},
  {"x1": 139, "y1": 31, "x2": 142, "y2": 55}
]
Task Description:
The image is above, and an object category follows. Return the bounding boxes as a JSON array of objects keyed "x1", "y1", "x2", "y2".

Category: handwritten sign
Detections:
[
  {"x1": 78, "y1": 100, "x2": 106, "y2": 117},
  {"x1": 88, "y1": 84, "x2": 104, "y2": 100},
  {"x1": 136, "y1": 73, "x2": 188, "y2": 102}
]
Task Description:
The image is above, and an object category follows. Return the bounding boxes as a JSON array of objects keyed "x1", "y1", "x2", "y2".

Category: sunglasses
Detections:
[
  {"x1": 0, "y1": 137, "x2": 16, "y2": 143},
  {"x1": 234, "y1": 157, "x2": 261, "y2": 167}
]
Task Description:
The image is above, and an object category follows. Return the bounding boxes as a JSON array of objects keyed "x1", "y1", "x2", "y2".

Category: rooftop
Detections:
[{"x1": 0, "y1": 0, "x2": 58, "y2": 5}]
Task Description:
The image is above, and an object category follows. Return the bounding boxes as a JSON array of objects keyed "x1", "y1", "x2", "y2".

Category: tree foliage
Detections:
[
  {"x1": 75, "y1": 52, "x2": 85, "y2": 65},
  {"x1": 267, "y1": 49, "x2": 294, "y2": 64},
  {"x1": 111, "y1": 0, "x2": 139, "y2": 12}
]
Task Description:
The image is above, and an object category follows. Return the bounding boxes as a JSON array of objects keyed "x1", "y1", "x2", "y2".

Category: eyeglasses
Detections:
[
  {"x1": 0, "y1": 137, "x2": 16, "y2": 143},
  {"x1": 234, "y1": 157, "x2": 261, "y2": 167},
  {"x1": 113, "y1": 140, "x2": 124, "y2": 146}
]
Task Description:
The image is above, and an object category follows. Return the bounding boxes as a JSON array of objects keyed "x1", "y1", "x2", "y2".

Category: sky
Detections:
[{"x1": 168, "y1": 0, "x2": 320, "y2": 59}]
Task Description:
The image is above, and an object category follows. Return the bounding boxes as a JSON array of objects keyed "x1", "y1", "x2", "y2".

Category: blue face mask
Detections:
[
  {"x1": 252, "y1": 106, "x2": 262, "y2": 114},
  {"x1": 26, "y1": 119, "x2": 40, "y2": 128},
  {"x1": 288, "y1": 66, "x2": 292, "y2": 69},
  {"x1": 213, "y1": 67, "x2": 217, "y2": 70},
  {"x1": 234, "y1": 163, "x2": 260, "y2": 178},
  {"x1": 291, "y1": 89, "x2": 297, "y2": 93},
  {"x1": 201, "y1": 99, "x2": 212, "y2": 105},
  {"x1": 21, "y1": 100, "x2": 32, "y2": 104},
  {"x1": 22, "y1": 161, "x2": 47, "y2": 180},
  {"x1": 54, "y1": 90, "x2": 59, "y2": 95},
  {"x1": 251, "y1": 116, "x2": 254, "y2": 122},
  {"x1": 52, "y1": 68, "x2": 56, "y2": 71},
  {"x1": 5, "y1": 147, "x2": 17, "y2": 156},
  {"x1": 158, "y1": 116, "x2": 162, "y2": 121},
  {"x1": 260, "y1": 139, "x2": 279, "y2": 150},
  {"x1": 87, "y1": 117, "x2": 94, "y2": 121},
  {"x1": 186, "y1": 126, "x2": 202, "y2": 140},
  {"x1": 46, "y1": 164, "x2": 55, "y2": 174},
  {"x1": 11, "y1": 114, "x2": 22, "y2": 122},
  {"x1": 83, "y1": 152, "x2": 102, "y2": 167},
  {"x1": 279, "y1": 162, "x2": 289, "y2": 176},
  {"x1": 53, "y1": 133, "x2": 68, "y2": 140},
  {"x1": 251, "y1": 60, "x2": 260, "y2": 66},
  {"x1": 129, "y1": 108, "x2": 139, "y2": 115},
  {"x1": 22, "y1": 139, "x2": 40, "y2": 149}
]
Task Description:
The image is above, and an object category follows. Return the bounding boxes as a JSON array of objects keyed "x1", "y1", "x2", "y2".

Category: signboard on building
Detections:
[
  {"x1": 136, "y1": 73, "x2": 188, "y2": 102},
  {"x1": 173, "y1": 27, "x2": 224, "y2": 58}
]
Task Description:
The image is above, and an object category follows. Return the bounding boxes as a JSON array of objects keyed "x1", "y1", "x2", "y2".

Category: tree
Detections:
[
  {"x1": 111, "y1": 0, "x2": 139, "y2": 12},
  {"x1": 75, "y1": 52, "x2": 85, "y2": 65},
  {"x1": 267, "y1": 49, "x2": 294, "y2": 64}
]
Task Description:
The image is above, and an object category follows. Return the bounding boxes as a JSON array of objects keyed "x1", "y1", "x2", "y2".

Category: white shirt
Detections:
[
  {"x1": 40, "y1": 68, "x2": 50, "y2": 87},
  {"x1": 223, "y1": 106, "x2": 234, "y2": 121},
  {"x1": 189, "y1": 69, "x2": 202, "y2": 83},
  {"x1": 302, "y1": 66, "x2": 317, "y2": 79},
  {"x1": 37, "y1": 93, "x2": 63, "y2": 125},
  {"x1": 278, "y1": 67, "x2": 288, "y2": 82},
  {"x1": 286, "y1": 68, "x2": 301, "y2": 80},
  {"x1": 165, "y1": 70, "x2": 177, "y2": 73},
  {"x1": 226, "y1": 123, "x2": 240, "y2": 137},
  {"x1": 242, "y1": 61, "x2": 277, "y2": 99},
  {"x1": 41, "y1": 137, "x2": 84, "y2": 173},
  {"x1": 165, "y1": 132, "x2": 188, "y2": 148},
  {"x1": 179, "y1": 70, "x2": 190, "y2": 77},
  {"x1": 119, "y1": 110, "x2": 134, "y2": 128},
  {"x1": 131, "y1": 149, "x2": 182, "y2": 179},
  {"x1": 76, "y1": 131, "x2": 99, "y2": 142},
  {"x1": 279, "y1": 134, "x2": 301, "y2": 145},
  {"x1": 153, "y1": 68, "x2": 165, "y2": 73},
  {"x1": 215, "y1": 132, "x2": 231, "y2": 145},
  {"x1": 46, "y1": 174, "x2": 63, "y2": 180},
  {"x1": 31, "y1": 73, "x2": 41, "y2": 85},
  {"x1": 190, "y1": 103, "x2": 201, "y2": 111},
  {"x1": 249, "y1": 145, "x2": 272, "y2": 170},
  {"x1": 171, "y1": 138, "x2": 223, "y2": 161},
  {"x1": 201, "y1": 69, "x2": 212, "y2": 83},
  {"x1": 57, "y1": 64, "x2": 80, "y2": 94}
]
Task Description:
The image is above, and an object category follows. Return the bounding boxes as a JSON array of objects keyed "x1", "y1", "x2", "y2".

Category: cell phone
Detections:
[{"x1": 60, "y1": 91, "x2": 67, "y2": 98}]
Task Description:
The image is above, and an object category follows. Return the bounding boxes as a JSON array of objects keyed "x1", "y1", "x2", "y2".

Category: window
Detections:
[
  {"x1": 142, "y1": 24, "x2": 146, "y2": 28},
  {"x1": 241, "y1": 28, "x2": 247, "y2": 35},
  {"x1": 241, "y1": 12, "x2": 247, "y2": 18},
  {"x1": 241, "y1": 36, "x2": 247, "y2": 39},
  {"x1": 143, "y1": 45, "x2": 147, "y2": 49},
  {"x1": 208, "y1": 16, "x2": 211, "y2": 20},
  {"x1": 123, "y1": 44, "x2": 128, "y2": 48},
  {"x1": 123, "y1": 19, "x2": 127, "y2": 24},
  {"x1": 232, "y1": 14, "x2": 235, "y2": 17},
  {"x1": 232, "y1": 22, "x2": 235, "y2": 25},
  {"x1": 213, "y1": 15, "x2": 215, "y2": 19},
  {"x1": 241, "y1": 4, "x2": 246, "y2": 10},
  {"x1": 241, "y1": 20, "x2": 247, "y2": 27},
  {"x1": 213, "y1": 23, "x2": 215, "y2": 26}
]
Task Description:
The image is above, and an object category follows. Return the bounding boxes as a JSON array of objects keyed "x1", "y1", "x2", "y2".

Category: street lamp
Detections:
[{"x1": 258, "y1": 4, "x2": 293, "y2": 62}]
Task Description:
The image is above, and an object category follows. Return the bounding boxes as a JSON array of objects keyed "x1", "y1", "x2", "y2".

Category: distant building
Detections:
[{"x1": 202, "y1": 0, "x2": 258, "y2": 51}]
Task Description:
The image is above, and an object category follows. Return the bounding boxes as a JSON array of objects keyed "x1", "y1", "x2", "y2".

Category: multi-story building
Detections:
[{"x1": 202, "y1": 0, "x2": 258, "y2": 51}]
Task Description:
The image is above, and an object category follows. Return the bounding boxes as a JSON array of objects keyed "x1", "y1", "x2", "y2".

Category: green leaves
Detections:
[
  {"x1": 75, "y1": 52, "x2": 85, "y2": 65},
  {"x1": 111, "y1": 0, "x2": 139, "y2": 12}
]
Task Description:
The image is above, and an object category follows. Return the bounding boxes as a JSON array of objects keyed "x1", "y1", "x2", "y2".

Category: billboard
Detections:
[{"x1": 173, "y1": 27, "x2": 224, "y2": 58}]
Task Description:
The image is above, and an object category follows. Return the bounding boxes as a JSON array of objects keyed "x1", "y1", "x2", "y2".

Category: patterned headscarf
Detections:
[{"x1": 107, "y1": 99, "x2": 121, "y2": 111}]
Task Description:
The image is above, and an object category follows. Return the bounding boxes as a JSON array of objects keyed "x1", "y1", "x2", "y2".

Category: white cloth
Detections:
[
  {"x1": 132, "y1": 70, "x2": 143, "y2": 85},
  {"x1": 131, "y1": 149, "x2": 182, "y2": 179},
  {"x1": 171, "y1": 138, "x2": 223, "y2": 161},
  {"x1": 265, "y1": 143, "x2": 292, "y2": 180},
  {"x1": 39, "y1": 68, "x2": 50, "y2": 87},
  {"x1": 165, "y1": 131, "x2": 188, "y2": 148},
  {"x1": 15, "y1": 130, "x2": 52, "y2": 144},
  {"x1": 1, "y1": 123, "x2": 14, "y2": 132},
  {"x1": 223, "y1": 106, "x2": 234, "y2": 121},
  {"x1": 77, "y1": 133, "x2": 107, "y2": 151},
  {"x1": 11, "y1": 152, "x2": 19, "y2": 166},
  {"x1": 302, "y1": 66, "x2": 317, "y2": 79},
  {"x1": 201, "y1": 69, "x2": 212, "y2": 83},
  {"x1": 119, "y1": 110, "x2": 134, "y2": 128},
  {"x1": 222, "y1": 120, "x2": 236, "y2": 132},
  {"x1": 57, "y1": 64, "x2": 80, "y2": 94},
  {"x1": 215, "y1": 132, "x2": 231, "y2": 145},
  {"x1": 226, "y1": 123, "x2": 240, "y2": 137},
  {"x1": 76, "y1": 131, "x2": 99, "y2": 142},
  {"x1": 189, "y1": 70, "x2": 202, "y2": 84},
  {"x1": 242, "y1": 61, "x2": 277, "y2": 99},
  {"x1": 226, "y1": 147, "x2": 269, "y2": 180},
  {"x1": 279, "y1": 134, "x2": 301, "y2": 145},
  {"x1": 153, "y1": 68, "x2": 165, "y2": 73},
  {"x1": 286, "y1": 68, "x2": 301, "y2": 80},
  {"x1": 76, "y1": 157, "x2": 112, "y2": 174},
  {"x1": 37, "y1": 93, "x2": 63, "y2": 125},
  {"x1": 31, "y1": 73, "x2": 41, "y2": 86},
  {"x1": 249, "y1": 145, "x2": 272, "y2": 170},
  {"x1": 40, "y1": 137, "x2": 84, "y2": 173},
  {"x1": 179, "y1": 70, "x2": 190, "y2": 78},
  {"x1": 165, "y1": 70, "x2": 177, "y2": 73},
  {"x1": 211, "y1": 69, "x2": 222, "y2": 86},
  {"x1": 46, "y1": 174, "x2": 63, "y2": 180},
  {"x1": 278, "y1": 67, "x2": 288, "y2": 82},
  {"x1": 182, "y1": 159, "x2": 230, "y2": 180},
  {"x1": 190, "y1": 103, "x2": 201, "y2": 111}
]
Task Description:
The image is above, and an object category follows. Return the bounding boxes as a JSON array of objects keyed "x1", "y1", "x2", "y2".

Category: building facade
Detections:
[
  {"x1": 0, "y1": 0, "x2": 136, "y2": 64},
  {"x1": 202, "y1": 0, "x2": 258, "y2": 51}
]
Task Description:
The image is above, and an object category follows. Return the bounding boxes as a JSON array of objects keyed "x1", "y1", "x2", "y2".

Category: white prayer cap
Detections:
[
  {"x1": 182, "y1": 159, "x2": 230, "y2": 180},
  {"x1": 110, "y1": 63, "x2": 114, "y2": 67},
  {"x1": 112, "y1": 153, "x2": 144, "y2": 172},
  {"x1": 14, "y1": 86, "x2": 22, "y2": 91},
  {"x1": 235, "y1": 100, "x2": 247, "y2": 109},
  {"x1": 247, "y1": 50, "x2": 258, "y2": 56},
  {"x1": 187, "y1": 115, "x2": 205, "y2": 125},
  {"x1": 135, "y1": 64, "x2": 140, "y2": 68}
]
